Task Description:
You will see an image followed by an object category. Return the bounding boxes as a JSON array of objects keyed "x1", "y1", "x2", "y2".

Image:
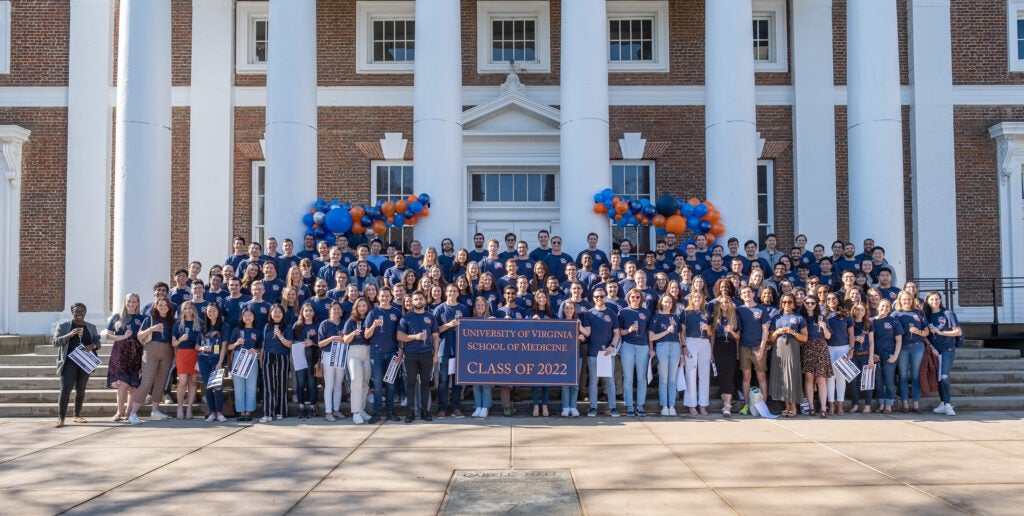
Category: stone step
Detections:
[
  {"x1": 0, "y1": 354, "x2": 111, "y2": 366},
  {"x1": 944, "y1": 396, "x2": 1024, "y2": 411},
  {"x1": 954, "y1": 348, "x2": 1021, "y2": 360},
  {"x1": 964, "y1": 339, "x2": 984, "y2": 349},
  {"x1": 949, "y1": 370, "x2": 1024, "y2": 384},
  {"x1": 950, "y1": 359, "x2": 1024, "y2": 372},
  {"x1": 951, "y1": 383, "x2": 1024, "y2": 397},
  {"x1": 0, "y1": 376, "x2": 110, "y2": 390},
  {"x1": 1, "y1": 389, "x2": 122, "y2": 403},
  {"x1": 0, "y1": 365, "x2": 108, "y2": 377}
]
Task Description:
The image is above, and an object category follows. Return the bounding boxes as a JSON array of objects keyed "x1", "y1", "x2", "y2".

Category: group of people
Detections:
[{"x1": 51, "y1": 230, "x2": 963, "y2": 427}]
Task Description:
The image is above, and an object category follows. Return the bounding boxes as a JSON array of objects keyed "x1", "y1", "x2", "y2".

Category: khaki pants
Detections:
[{"x1": 130, "y1": 342, "x2": 173, "y2": 408}]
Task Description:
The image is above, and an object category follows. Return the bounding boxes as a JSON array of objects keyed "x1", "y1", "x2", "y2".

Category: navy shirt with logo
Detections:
[
  {"x1": 736, "y1": 304, "x2": 769, "y2": 348},
  {"x1": 871, "y1": 315, "x2": 905, "y2": 354},
  {"x1": 648, "y1": 312, "x2": 680, "y2": 345},
  {"x1": 893, "y1": 309, "x2": 927, "y2": 346},
  {"x1": 172, "y1": 320, "x2": 202, "y2": 350},
  {"x1": 617, "y1": 307, "x2": 649, "y2": 346},
  {"x1": 682, "y1": 309, "x2": 710, "y2": 339},
  {"x1": 398, "y1": 311, "x2": 440, "y2": 354},
  {"x1": 433, "y1": 303, "x2": 471, "y2": 358},
  {"x1": 582, "y1": 307, "x2": 617, "y2": 356},
  {"x1": 367, "y1": 305, "x2": 403, "y2": 355},
  {"x1": 825, "y1": 313, "x2": 854, "y2": 348}
]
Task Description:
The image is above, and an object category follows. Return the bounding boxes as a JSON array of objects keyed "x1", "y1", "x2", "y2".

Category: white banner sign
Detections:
[{"x1": 68, "y1": 344, "x2": 101, "y2": 374}]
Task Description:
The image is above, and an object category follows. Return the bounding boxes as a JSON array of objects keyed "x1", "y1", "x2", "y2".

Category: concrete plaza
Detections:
[{"x1": 0, "y1": 412, "x2": 1022, "y2": 515}]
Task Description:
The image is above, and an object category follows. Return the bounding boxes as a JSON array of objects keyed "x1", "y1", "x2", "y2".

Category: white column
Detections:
[
  {"x1": 112, "y1": 0, "x2": 171, "y2": 307},
  {"x1": 560, "y1": 0, "x2": 609, "y2": 256},
  {"x1": 189, "y1": 0, "x2": 234, "y2": 271},
  {"x1": 0, "y1": 126, "x2": 30, "y2": 334},
  {"x1": 66, "y1": 0, "x2": 114, "y2": 315},
  {"x1": 989, "y1": 124, "x2": 1024, "y2": 323},
  {"x1": 791, "y1": 0, "x2": 837, "y2": 247},
  {"x1": 847, "y1": 0, "x2": 906, "y2": 281},
  {"x1": 265, "y1": 0, "x2": 317, "y2": 243},
  {"x1": 705, "y1": 0, "x2": 758, "y2": 244},
  {"x1": 908, "y1": 0, "x2": 957, "y2": 280},
  {"x1": 413, "y1": 0, "x2": 463, "y2": 248}
]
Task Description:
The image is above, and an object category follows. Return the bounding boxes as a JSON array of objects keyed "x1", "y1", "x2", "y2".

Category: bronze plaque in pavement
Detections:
[{"x1": 440, "y1": 469, "x2": 582, "y2": 515}]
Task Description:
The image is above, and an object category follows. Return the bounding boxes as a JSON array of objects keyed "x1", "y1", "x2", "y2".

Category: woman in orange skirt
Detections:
[{"x1": 171, "y1": 301, "x2": 203, "y2": 419}]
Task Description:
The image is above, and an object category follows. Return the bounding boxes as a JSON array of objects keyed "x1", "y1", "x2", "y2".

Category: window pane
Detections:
[
  {"x1": 401, "y1": 166, "x2": 414, "y2": 195},
  {"x1": 499, "y1": 174, "x2": 513, "y2": 202},
  {"x1": 758, "y1": 197, "x2": 768, "y2": 222},
  {"x1": 637, "y1": 166, "x2": 651, "y2": 195},
  {"x1": 373, "y1": 20, "x2": 383, "y2": 40},
  {"x1": 256, "y1": 20, "x2": 267, "y2": 41},
  {"x1": 376, "y1": 166, "x2": 388, "y2": 197},
  {"x1": 395, "y1": 21, "x2": 405, "y2": 39},
  {"x1": 513, "y1": 174, "x2": 527, "y2": 201},
  {"x1": 757, "y1": 165, "x2": 767, "y2": 191},
  {"x1": 543, "y1": 174, "x2": 555, "y2": 202},
  {"x1": 389, "y1": 167, "x2": 402, "y2": 196},
  {"x1": 527, "y1": 174, "x2": 541, "y2": 201},
  {"x1": 486, "y1": 174, "x2": 499, "y2": 202},
  {"x1": 641, "y1": 41, "x2": 653, "y2": 61},
  {"x1": 472, "y1": 175, "x2": 484, "y2": 202},
  {"x1": 407, "y1": 21, "x2": 415, "y2": 39}
]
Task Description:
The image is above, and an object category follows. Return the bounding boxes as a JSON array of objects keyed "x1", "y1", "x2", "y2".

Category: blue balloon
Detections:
[
  {"x1": 404, "y1": 211, "x2": 415, "y2": 220},
  {"x1": 302, "y1": 213, "x2": 315, "y2": 227},
  {"x1": 313, "y1": 212, "x2": 325, "y2": 225},
  {"x1": 418, "y1": 193, "x2": 431, "y2": 204},
  {"x1": 642, "y1": 205, "x2": 657, "y2": 217},
  {"x1": 629, "y1": 200, "x2": 642, "y2": 214},
  {"x1": 392, "y1": 216, "x2": 404, "y2": 228},
  {"x1": 409, "y1": 201, "x2": 423, "y2": 214},
  {"x1": 686, "y1": 216, "x2": 701, "y2": 231},
  {"x1": 324, "y1": 208, "x2": 353, "y2": 234},
  {"x1": 313, "y1": 227, "x2": 326, "y2": 238},
  {"x1": 604, "y1": 199, "x2": 613, "y2": 209},
  {"x1": 681, "y1": 203, "x2": 694, "y2": 218},
  {"x1": 699, "y1": 220, "x2": 712, "y2": 233},
  {"x1": 639, "y1": 197, "x2": 651, "y2": 206},
  {"x1": 305, "y1": 229, "x2": 316, "y2": 237},
  {"x1": 694, "y1": 203, "x2": 709, "y2": 218},
  {"x1": 601, "y1": 188, "x2": 614, "y2": 200},
  {"x1": 607, "y1": 210, "x2": 616, "y2": 219},
  {"x1": 616, "y1": 218, "x2": 628, "y2": 227},
  {"x1": 314, "y1": 199, "x2": 329, "y2": 212},
  {"x1": 594, "y1": 192, "x2": 604, "y2": 203},
  {"x1": 656, "y1": 194, "x2": 677, "y2": 216},
  {"x1": 655, "y1": 227, "x2": 667, "y2": 237},
  {"x1": 367, "y1": 207, "x2": 381, "y2": 219},
  {"x1": 328, "y1": 199, "x2": 341, "y2": 210},
  {"x1": 360, "y1": 216, "x2": 372, "y2": 227},
  {"x1": 323, "y1": 233, "x2": 336, "y2": 246}
]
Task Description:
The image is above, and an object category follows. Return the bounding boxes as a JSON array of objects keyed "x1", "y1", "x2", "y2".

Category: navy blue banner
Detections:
[{"x1": 455, "y1": 318, "x2": 580, "y2": 386}]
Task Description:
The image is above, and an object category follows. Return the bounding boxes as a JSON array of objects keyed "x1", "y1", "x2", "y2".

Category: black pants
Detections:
[
  {"x1": 59, "y1": 363, "x2": 90, "y2": 419},
  {"x1": 713, "y1": 336, "x2": 739, "y2": 398},
  {"x1": 404, "y1": 351, "x2": 434, "y2": 417},
  {"x1": 262, "y1": 353, "x2": 290, "y2": 417}
]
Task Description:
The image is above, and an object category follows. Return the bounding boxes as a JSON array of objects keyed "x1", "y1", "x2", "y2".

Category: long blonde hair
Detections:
[
  {"x1": 115, "y1": 293, "x2": 140, "y2": 331},
  {"x1": 712, "y1": 295, "x2": 737, "y2": 331}
]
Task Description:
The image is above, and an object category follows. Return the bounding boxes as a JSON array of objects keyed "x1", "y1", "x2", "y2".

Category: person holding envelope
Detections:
[{"x1": 52, "y1": 303, "x2": 100, "y2": 428}]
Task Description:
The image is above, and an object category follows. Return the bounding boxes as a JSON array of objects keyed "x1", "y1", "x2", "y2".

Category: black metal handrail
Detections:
[{"x1": 912, "y1": 277, "x2": 1024, "y2": 336}]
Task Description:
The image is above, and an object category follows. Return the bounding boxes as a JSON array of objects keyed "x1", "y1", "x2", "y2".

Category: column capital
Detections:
[
  {"x1": 990, "y1": 123, "x2": 1024, "y2": 186},
  {"x1": 0, "y1": 125, "x2": 30, "y2": 189}
]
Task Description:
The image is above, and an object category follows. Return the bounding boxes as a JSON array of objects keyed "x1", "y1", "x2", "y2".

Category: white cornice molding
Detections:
[{"x1": 989, "y1": 122, "x2": 1024, "y2": 186}]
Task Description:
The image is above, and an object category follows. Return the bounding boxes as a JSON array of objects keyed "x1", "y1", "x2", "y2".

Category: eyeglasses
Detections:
[
  {"x1": 804, "y1": 301, "x2": 817, "y2": 306},
  {"x1": 593, "y1": 295, "x2": 606, "y2": 299},
  {"x1": 552, "y1": 241, "x2": 562, "y2": 245},
  {"x1": 780, "y1": 300, "x2": 794, "y2": 305}
]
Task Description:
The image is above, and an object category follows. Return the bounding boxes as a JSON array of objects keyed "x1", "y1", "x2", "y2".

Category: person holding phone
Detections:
[
  {"x1": 52, "y1": 303, "x2": 101, "y2": 427},
  {"x1": 127, "y1": 298, "x2": 176, "y2": 424},
  {"x1": 800, "y1": 296, "x2": 833, "y2": 417}
]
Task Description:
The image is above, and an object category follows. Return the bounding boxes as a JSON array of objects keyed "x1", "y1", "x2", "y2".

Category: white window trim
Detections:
[
  {"x1": 0, "y1": 1, "x2": 10, "y2": 74},
  {"x1": 1008, "y1": 0, "x2": 1024, "y2": 71},
  {"x1": 477, "y1": 1, "x2": 551, "y2": 74},
  {"x1": 370, "y1": 160, "x2": 414, "y2": 200},
  {"x1": 606, "y1": 1, "x2": 669, "y2": 73},
  {"x1": 468, "y1": 167, "x2": 559, "y2": 206},
  {"x1": 252, "y1": 161, "x2": 266, "y2": 244},
  {"x1": 752, "y1": 0, "x2": 788, "y2": 73},
  {"x1": 356, "y1": 1, "x2": 416, "y2": 74},
  {"x1": 610, "y1": 160, "x2": 656, "y2": 252},
  {"x1": 757, "y1": 159, "x2": 775, "y2": 237},
  {"x1": 236, "y1": 1, "x2": 269, "y2": 75}
]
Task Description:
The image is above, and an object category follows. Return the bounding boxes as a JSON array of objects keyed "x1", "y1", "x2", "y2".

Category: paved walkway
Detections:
[{"x1": 0, "y1": 412, "x2": 1022, "y2": 515}]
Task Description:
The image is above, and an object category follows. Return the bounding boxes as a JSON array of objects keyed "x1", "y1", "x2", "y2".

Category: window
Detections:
[
  {"x1": 477, "y1": 1, "x2": 551, "y2": 73},
  {"x1": 607, "y1": 1, "x2": 669, "y2": 72},
  {"x1": 236, "y1": 1, "x2": 269, "y2": 74},
  {"x1": 371, "y1": 162, "x2": 415, "y2": 249},
  {"x1": 1009, "y1": 1, "x2": 1024, "y2": 71},
  {"x1": 356, "y1": 1, "x2": 416, "y2": 74},
  {"x1": 611, "y1": 162, "x2": 654, "y2": 253},
  {"x1": 252, "y1": 161, "x2": 266, "y2": 245},
  {"x1": 756, "y1": 160, "x2": 775, "y2": 247},
  {"x1": 0, "y1": 1, "x2": 10, "y2": 74},
  {"x1": 470, "y1": 170, "x2": 556, "y2": 203},
  {"x1": 752, "y1": 0, "x2": 788, "y2": 73}
]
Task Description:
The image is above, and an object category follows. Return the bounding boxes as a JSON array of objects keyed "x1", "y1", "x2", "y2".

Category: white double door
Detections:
[{"x1": 474, "y1": 219, "x2": 554, "y2": 252}]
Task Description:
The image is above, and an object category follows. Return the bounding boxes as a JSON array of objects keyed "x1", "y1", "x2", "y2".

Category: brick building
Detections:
[{"x1": 0, "y1": 0, "x2": 1022, "y2": 334}]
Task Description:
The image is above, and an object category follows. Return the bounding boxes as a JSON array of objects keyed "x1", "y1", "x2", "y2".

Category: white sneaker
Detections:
[
  {"x1": 561, "y1": 408, "x2": 570, "y2": 417},
  {"x1": 259, "y1": 416, "x2": 272, "y2": 423},
  {"x1": 933, "y1": 403, "x2": 947, "y2": 414},
  {"x1": 944, "y1": 404, "x2": 956, "y2": 416},
  {"x1": 216, "y1": 414, "x2": 227, "y2": 422},
  {"x1": 205, "y1": 414, "x2": 216, "y2": 422},
  {"x1": 353, "y1": 413, "x2": 364, "y2": 425},
  {"x1": 661, "y1": 407, "x2": 670, "y2": 416},
  {"x1": 669, "y1": 407, "x2": 677, "y2": 416},
  {"x1": 481, "y1": 408, "x2": 488, "y2": 418},
  {"x1": 128, "y1": 414, "x2": 143, "y2": 425},
  {"x1": 401, "y1": 397, "x2": 408, "y2": 407},
  {"x1": 150, "y1": 410, "x2": 169, "y2": 421}
]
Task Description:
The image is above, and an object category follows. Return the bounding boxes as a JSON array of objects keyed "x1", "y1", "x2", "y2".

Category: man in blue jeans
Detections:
[
  {"x1": 366, "y1": 287, "x2": 403, "y2": 423},
  {"x1": 397, "y1": 291, "x2": 440, "y2": 423},
  {"x1": 433, "y1": 284, "x2": 471, "y2": 418},
  {"x1": 582, "y1": 288, "x2": 621, "y2": 417}
]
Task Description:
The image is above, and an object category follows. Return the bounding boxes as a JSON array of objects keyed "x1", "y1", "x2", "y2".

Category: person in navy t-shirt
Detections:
[{"x1": 397, "y1": 291, "x2": 440, "y2": 422}]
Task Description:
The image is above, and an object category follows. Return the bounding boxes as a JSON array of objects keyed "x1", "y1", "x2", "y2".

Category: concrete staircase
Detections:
[{"x1": 0, "y1": 336, "x2": 1021, "y2": 417}]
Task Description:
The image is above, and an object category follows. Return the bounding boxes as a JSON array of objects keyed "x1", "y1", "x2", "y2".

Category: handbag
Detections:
[{"x1": 314, "y1": 362, "x2": 324, "y2": 378}]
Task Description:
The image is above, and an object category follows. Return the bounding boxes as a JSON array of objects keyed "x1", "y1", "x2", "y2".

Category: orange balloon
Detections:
[
  {"x1": 387, "y1": 215, "x2": 394, "y2": 224},
  {"x1": 612, "y1": 196, "x2": 620, "y2": 205},
  {"x1": 705, "y1": 210, "x2": 721, "y2": 223},
  {"x1": 351, "y1": 222, "x2": 365, "y2": 235},
  {"x1": 652, "y1": 214, "x2": 666, "y2": 228},
  {"x1": 419, "y1": 206, "x2": 430, "y2": 217},
  {"x1": 665, "y1": 214, "x2": 685, "y2": 235},
  {"x1": 371, "y1": 220, "x2": 387, "y2": 235},
  {"x1": 310, "y1": 209, "x2": 317, "y2": 214},
  {"x1": 614, "y1": 214, "x2": 623, "y2": 221},
  {"x1": 705, "y1": 234, "x2": 715, "y2": 245},
  {"x1": 404, "y1": 215, "x2": 417, "y2": 226},
  {"x1": 408, "y1": 194, "x2": 418, "y2": 204},
  {"x1": 711, "y1": 222, "x2": 726, "y2": 236},
  {"x1": 704, "y1": 201, "x2": 715, "y2": 211},
  {"x1": 593, "y1": 203, "x2": 607, "y2": 214},
  {"x1": 350, "y1": 205, "x2": 365, "y2": 220},
  {"x1": 395, "y1": 200, "x2": 407, "y2": 213},
  {"x1": 381, "y1": 202, "x2": 394, "y2": 216},
  {"x1": 615, "y1": 202, "x2": 629, "y2": 215},
  {"x1": 688, "y1": 198, "x2": 700, "y2": 206}
]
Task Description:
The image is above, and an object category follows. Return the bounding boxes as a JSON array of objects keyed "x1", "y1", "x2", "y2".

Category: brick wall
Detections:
[
  {"x1": 832, "y1": 0, "x2": 909, "y2": 86},
  {"x1": 756, "y1": 106, "x2": 794, "y2": 247},
  {"x1": 610, "y1": 105, "x2": 705, "y2": 201},
  {"x1": 0, "y1": 108, "x2": 68, "y2": 312},
  {"x1": 0, "y1": 0, "x2": 69, "y2": 86},
  {"x1": 232, "y1": 107, "x2": 264, "y2": 239},
  {"x1": 170, "y1": 107, "x2": 189, "y2": 270},
  {"x1": 951, "y1": 0, "x2": 1024, "y2": 85}
]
